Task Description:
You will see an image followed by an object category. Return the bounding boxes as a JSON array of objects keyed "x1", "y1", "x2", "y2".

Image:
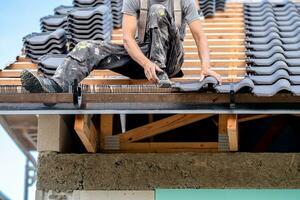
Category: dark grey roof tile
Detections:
[
  {"x1": 70, "y1": 31, "x2": 111, "y2": 41},
  {"x1": 68, "y1": 25, "x2": 112, "y2": 35},
  {"x1": 69, "y1": 5, "x2": 110, "y2": 20},
  {"x1": 54, "y1": 5, "x2": 74, "y2": 15},
  {"x1": 173, "y1": 76, "x2": 218, "y2": 92},
  {"x1": 244, "y1": 13, "x2": 299, "y2": 22},
  {"x1": 68, "y1": 17, "x2": 112, "y2": 28},
  {"x1": 246, "y1": 21, "x2": 300, "y2": 32},
  {"x1": 252, "y1": 79, "x2": 292, "y2": 96},
  {"x1": 247, "y1": 64, "x2": 300, "y2": 76},
  {"x1": 246, "y1": 46, "x2": 300, "y2": 59},
  {"x1": 40, "y1": 15, "x2": 67, "y2": 27},
  {"x1": 244, "y1": 8, "x2": 298, "y2": 16},
  {"x1": 246, "y1": 39, "x2": 300, "y2": 51},
  {"x1": 247, "y1": 53, "x2": 299, "y2": 66},
  {"x1": 245, "y1": 16, "x2": 300, "y2": 27},
  {"x1": 246, "y1": 32, "x2": 300, "y2": 44},
  {"x1": 24, "y1": 40, "x2": 66, "y2": 50},
  {"x1": 215, "y1": 78, "x2": 254, "y2": 93},
  {"x1": 23, "y1": 29, "x2": 66, "y2": 45},
  {"x1": 249, "y1": 69, "x2": 290, "y2": 84},
  {"x1": 38, "y1": 54, "x2": 67, "y2": 70}
]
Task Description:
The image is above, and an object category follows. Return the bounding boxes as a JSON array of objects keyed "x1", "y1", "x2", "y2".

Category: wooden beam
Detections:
[
  {"x1": 238, "y1": 114, "x2": 275, "y2": 123},
  {"x1": 227, "y1": 114, "x2": 239, "y2": 151},
  {"x1": 100, "y1": 114, "x2": 114, "y2": 150},
  {"x1": 218, "y1": 115, "x2": 229, "y2": 151},
  {"x1": 74, "y1": 115, "x2": 98, "y2": 153},
  {"x1": 104, "y1": 142, "x2": 218, "y2": 153},
  {"x1": 118, "y1": 114, "x2": 213, "y2": 143}
]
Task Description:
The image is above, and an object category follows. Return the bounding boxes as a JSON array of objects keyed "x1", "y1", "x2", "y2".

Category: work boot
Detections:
[
  {"x1": 20, "y1": 69, "x2": 63, "y2": 93},
  {"x1": 157, "y1": 71, "x2": 174, "y2": 88}
]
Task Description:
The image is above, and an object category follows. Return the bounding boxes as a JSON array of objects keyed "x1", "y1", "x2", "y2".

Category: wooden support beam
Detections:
[
  {"x1": 227, "y1": 114, "x2": 239, "y2": 151},
  {"x1": 104, "y1": 142, "x2": 218, "y2": 153},
  {"x1": 100, "y1": 114, "x2": 114, "y2": 150},
  {"x1": 238, "y1": 114, "x2": 275, "y2": 123},
  {"x1": 74, "y1": 115, "x2": 98, "y2": 153},
  {"x1": 218, "y1": 115, "x2": 229, "y2": 151},
  {"x1": 118, "y1": 114, "x2": 213, "y2": 143}
]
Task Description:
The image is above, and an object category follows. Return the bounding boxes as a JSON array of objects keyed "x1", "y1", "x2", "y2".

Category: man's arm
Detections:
[
  {"x1": 189, "y1": 19, "x2": 222, "y2": 83},
  {"x1": 122, "y1": 14, "x2": 163, "y2": 83}
]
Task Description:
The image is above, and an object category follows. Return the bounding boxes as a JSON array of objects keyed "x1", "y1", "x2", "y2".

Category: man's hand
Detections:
[
  {"x1": 200, "y1": 68, "x2": 222, "y2": 84},
  {"x1": 144, "y1": 61, "x2": 164, "y2": 84}
]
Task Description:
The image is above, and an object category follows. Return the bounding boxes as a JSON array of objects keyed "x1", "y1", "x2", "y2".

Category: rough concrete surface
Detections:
[{"x1": 37, "y1": 152, "x2": 300, "y2": 191}]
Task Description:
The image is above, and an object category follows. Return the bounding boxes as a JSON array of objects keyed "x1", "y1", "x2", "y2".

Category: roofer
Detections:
[{"x1": 21, "y1": 0, "x2": 222, "y2": 93}]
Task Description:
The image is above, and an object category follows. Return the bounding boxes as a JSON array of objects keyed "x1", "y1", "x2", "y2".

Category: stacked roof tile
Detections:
[
  {"x1": 68, "y1": 5, "x2": 112, "y2": 47},
  {"x1": 73, "y1": 0, "x2": 110, "y2": 7},
  {"x1": 199, "y1": 0, "x2": 216, "y2": 18},
  {"x1": 54, "y1": 5, "x2": 74, "y2": 15},
  {"x1": 111, "y1": 0, "x2": 123, "y2": 28},
  {"x1": 40, "y1": 15, "x2": 68, "y2": 32},
  {"x1": 23, "y1": 29, "x2": 68, "y2": 63},
  {"x1": 37, "y1": 54, "x2": 67, "y2": 77},
  {"x1": 23, "y1": 0, "x2": 114, "y2": 63},
  {"x1": 216, "y1": 0, "x2": 227, "y2": 11},
  {"x1": 216, "y1": 0, "x2": 300, "y2": 96}
]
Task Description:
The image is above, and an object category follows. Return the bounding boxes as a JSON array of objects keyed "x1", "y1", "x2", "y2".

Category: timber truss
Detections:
[{"x1": 71, "y1": 113, "x2": 276, "y2": 153}]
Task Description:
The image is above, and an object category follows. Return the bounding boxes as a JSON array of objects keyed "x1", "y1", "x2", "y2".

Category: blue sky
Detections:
[
  {"x1": 0, "y1": 0, "x2": 72, "y2": 69},
  {"x1": 0, "y1": 1, "x2": 72, "y2": 199}
]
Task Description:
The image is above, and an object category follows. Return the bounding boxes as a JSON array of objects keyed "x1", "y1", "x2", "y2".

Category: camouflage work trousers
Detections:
[{"x1": 52, "y1": 4, "x2": 184, "y2": 91}]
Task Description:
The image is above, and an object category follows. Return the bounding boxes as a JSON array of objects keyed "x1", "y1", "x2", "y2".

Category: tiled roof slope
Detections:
[
  {"x1": 1, "y1": 2, "x2": 244, "y2": 91},
  {"x1": 221, "y1": 0, "x2": 300, "y2": 96}
]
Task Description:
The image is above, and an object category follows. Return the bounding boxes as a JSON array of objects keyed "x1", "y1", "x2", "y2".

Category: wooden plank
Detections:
[
  {"x1": 100, "y1": 114, "x2": 114, "y2": 150},
  {"x1": 9, "y1": 62, "x2": 37, "y2": 69},
  {"x1": 113, "y1": 39, "x2": 244, "y2": 46},
  {"x1": 218, "y1": 115, "x2": 229, "y2": 152},
  {"x1": 227, "y1": 114, "x2": 239, "y2": 151},
  {"x1": 0, "y1": 75, "x2": 243, "y2": 86},
  {"x1": 184, "y1": 52, "x2": 245, "y2": 59},
  {"x1": 184, "y1": 45, "x2": 245, "y2": 52},
  {"x1": 104, "y1": 142, "x2": 218, "y2": 153},
  {"x1": 118, "y1": 114, "x2": 213, "y2": 143},
  {"x1": 0, "y1": 67, "x2": 246, "y2": 79},
  {"x1": 238, "y1": 115, "x2": 275, "y2": 123},
  {"x1": 112, "y1": 33, "x2": 244, "y2": 40},
  {"x1": 74, "y1": 115, "x2": 98, "y2": 153},
  {"x1": 112, "y1": 27, "x2": 245, "y2": 34},
  {"x1": 182, "y1": 59, "x2": 245, "y2": 67}
]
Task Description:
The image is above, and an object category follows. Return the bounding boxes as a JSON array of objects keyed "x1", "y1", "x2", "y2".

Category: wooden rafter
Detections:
[
  {"x1": 238, "y1": 114, "x2": 275, "y2": 123},
  {"x1": 227, "y1": 114, "x2": 239, "y2": 151},
  {"x1": 74, "y1": 115, "x2": 98, "y2": 153},
  {"x1": 117, "y1": 114, "x2": 214, "y2": 143}
]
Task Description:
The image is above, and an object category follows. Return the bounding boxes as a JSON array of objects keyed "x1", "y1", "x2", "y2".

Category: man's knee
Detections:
[{"x1": 149, "y1": 4, "x2": 167, "y2": 18}]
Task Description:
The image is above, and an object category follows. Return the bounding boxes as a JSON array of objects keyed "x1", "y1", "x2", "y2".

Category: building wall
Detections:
[{"x1": 37, "y1": 152, "x2": 300, "y2": 191}]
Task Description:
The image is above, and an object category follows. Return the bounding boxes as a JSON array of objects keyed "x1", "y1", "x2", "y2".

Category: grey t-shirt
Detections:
[{"x1": 122, "y1": 0, "x2": 201, "y2": 41}]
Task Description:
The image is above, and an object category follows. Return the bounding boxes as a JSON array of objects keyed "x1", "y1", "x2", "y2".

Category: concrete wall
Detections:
[{"x1": 37, "y1": 152, "x2": 300, "y2": 191}]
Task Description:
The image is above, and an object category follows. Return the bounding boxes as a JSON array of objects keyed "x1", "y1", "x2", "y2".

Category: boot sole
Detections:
[{"x1": 20, "y1": 70, "x2": 51, "y2": 93}]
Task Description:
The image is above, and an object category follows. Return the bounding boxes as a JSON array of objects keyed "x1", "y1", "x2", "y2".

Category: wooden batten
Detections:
[
  {"x1": 74, "y1": 115, "x2": 98, "y2": 153},
  {"x1": 227, "y1": 114, "x2": 239, "y2": 151},
  {"x1": 103, "y1": 142, "x2": 218, "y2": 153}
]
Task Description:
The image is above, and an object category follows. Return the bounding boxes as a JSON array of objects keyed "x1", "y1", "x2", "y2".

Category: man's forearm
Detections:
[
  {"x1": 195, "y1": 33, "x2": 211, "y2": 72},
  {"x1": 123, "y1": 37, "x2": 150, "y2": 68}
]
